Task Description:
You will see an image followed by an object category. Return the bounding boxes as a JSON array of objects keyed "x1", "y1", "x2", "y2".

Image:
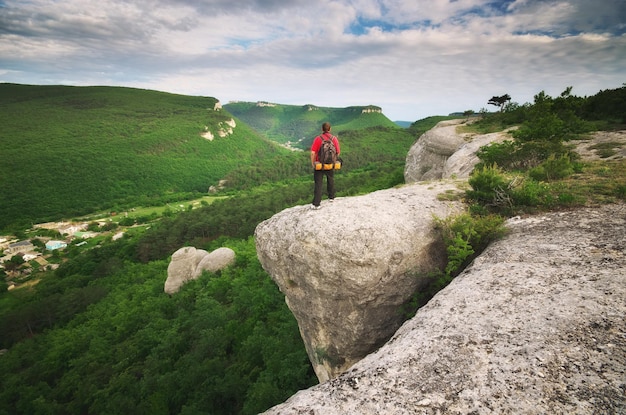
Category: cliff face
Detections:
[
  {"x1": 262, "y1": 203, "x2": 626, "y2": 414},
  {"x1": 255, "y1": 181, "x2": 465, "y2": 382},
  {"x1": 404, "y1": 119, "x2": 511, "y2": 183}
]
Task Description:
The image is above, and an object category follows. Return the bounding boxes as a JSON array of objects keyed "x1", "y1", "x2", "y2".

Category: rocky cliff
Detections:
[
  {"x1": 262, "y1": 203, "x2": 626, "y2": 414},
  {"x1": 255, "y1": 181, "x2": 465, "y2": 382},
  {"x1": 256, "y1": 122, "x2": 626, "y2": 412},
  {"x1": 404, "y1": 119, "x2": 511, "y2": 182}
]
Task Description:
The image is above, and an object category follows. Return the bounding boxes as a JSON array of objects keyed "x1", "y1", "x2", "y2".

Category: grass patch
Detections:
[
  {"x1": 554, "y1": 160, "x2": 626, "y2": 204},
  {"x1": 589, "y1": 141, "x2": 624, "y2": 158}
]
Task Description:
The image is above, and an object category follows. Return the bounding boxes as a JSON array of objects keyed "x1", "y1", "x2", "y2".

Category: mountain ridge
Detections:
[{"x1": 224, "y1": 100, "x2": 400, "y2": 149}]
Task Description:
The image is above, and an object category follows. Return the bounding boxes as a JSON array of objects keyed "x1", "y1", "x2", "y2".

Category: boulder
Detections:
[
  {"x1": 443, "y1": 129, "x2": 513, "y2": 179},
  {"x1": 254, "y1": 181, "x2": 464, "y2": 382},
  {"x1": 404, "y1": 119, "x2": 466, "y2": 183},
  {"x1": 404, "y1": 119, "x2": 512, "y2": 182},
  {"x1": 164, "y1": 246, "x2": 235, "y2": 294},
  {"x1": 192, "y1": 247, "x2": 236, "y2": 278},
  {"x1": 262, "y1": 203, "x2": 626, "y2": 414}
]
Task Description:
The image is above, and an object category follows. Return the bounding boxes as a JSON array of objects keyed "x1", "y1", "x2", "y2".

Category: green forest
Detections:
[
  {"x1": 0, "y1": 83, "x2": 625, "y2": 414},
  {"x1": 223, "y1": 101, "x2": 398, "y2": 148}
]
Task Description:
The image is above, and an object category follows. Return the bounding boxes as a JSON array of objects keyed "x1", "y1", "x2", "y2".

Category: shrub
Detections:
[
  {"x1": 510, "y1": 178, "x2": 549, "y2": 207},
  {"x1": 437, "y1": 213, "x2": 506, "y2": 276},
  {"x1": 475, "y1": 140, "x2": 518, "y2": 170},
  {"x1": 404, "y1": 212, "x2": 507, "y2": 317},
  {"x1": 466, "y1": 164, "x2": 513, "y2": 209},
  {"x1": 528, "y1": 154, "x2": 575, "y2": 181}
]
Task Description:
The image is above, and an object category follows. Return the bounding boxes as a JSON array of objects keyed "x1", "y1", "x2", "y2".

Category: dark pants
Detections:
[{"x1": 313, "y1": 169, "x2": 335, "y2": 206}]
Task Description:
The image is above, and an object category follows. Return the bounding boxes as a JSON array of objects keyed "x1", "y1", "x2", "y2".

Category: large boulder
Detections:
[
  {"x1": 404, "y1": 119, "x2": 466, "y2": 182},
  {"x1": 192, "y1": 247, "x2": 236, "y2": 278},
  {"x1": 442, "y1": 129, "x2": 513, "y2": 179},
  {"x1": 262, "y1": 203, "x2": 626, "y2": 414},
  {"x1": 164, "y1": 246, "x2": 235, "y2": 294},
  {"x1": 254, "y1": 181, "x2": 464, "y2": 382},
  {"x1": 404, "y1": 119, "x2": 512, "y2": 182}
]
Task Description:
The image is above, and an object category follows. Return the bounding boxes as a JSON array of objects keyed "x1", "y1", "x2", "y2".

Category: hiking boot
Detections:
[{"x1": 311, "y1": 204, "x2": 321, "y2": 210}]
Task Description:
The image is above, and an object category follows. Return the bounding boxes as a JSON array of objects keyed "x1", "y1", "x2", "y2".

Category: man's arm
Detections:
[{"x1": 311, "y1": 150, "x2": 317, "y2": 167}]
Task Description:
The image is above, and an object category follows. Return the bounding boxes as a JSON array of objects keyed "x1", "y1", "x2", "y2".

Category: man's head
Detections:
[{"x1": 322, "y1": 122, "x2": 331, "y2": 132}]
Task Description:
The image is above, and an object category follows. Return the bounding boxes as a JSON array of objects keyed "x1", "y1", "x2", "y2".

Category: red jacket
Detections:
[{"x1": 310, "y1": 132, "x2": 340, "y2": 162}]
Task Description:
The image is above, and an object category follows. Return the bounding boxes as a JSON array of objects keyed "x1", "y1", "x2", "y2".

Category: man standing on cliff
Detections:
[{"x1": 310, "y1": 122, "x2": 341, "y2": 209}]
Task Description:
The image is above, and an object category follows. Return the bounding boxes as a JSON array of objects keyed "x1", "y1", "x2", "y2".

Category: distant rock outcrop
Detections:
[
  {"x1": 164, "y1": 246, "x2": 235, "y2": 294},
  {"x1": 262, "y1": 203, "x2": 626, "y2": 414},
  {"x1": 255, "y1": 181, "x2": 464, "y2": 382},
  {"x1": 201, "y1": 118, "x2": 237, "y2": 141},
  {"x1": 404, "y1": 119, "x2": 511, "y2": 182}
]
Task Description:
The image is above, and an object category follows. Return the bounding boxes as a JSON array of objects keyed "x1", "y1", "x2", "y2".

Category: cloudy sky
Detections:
[{"x1": 1, "y1": 0, "x2": 624, "y2": 121}]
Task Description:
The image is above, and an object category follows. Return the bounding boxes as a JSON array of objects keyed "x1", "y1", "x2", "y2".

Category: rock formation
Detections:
[
  {"x1": 164, "y1": 246, "x2": 235, "y2": 294},
  {"x1": 443, "y1": 129, "x2": 514, "y2": 178},
  {"x1": 254, "y1": 181, "x2": 465, "y2": 382},
  {"x1": 262, "y1": 203, "x2": 626, "y2": 414},
  {"x1": 404, "y1": 119, "x2": 511, "y2": 182}
]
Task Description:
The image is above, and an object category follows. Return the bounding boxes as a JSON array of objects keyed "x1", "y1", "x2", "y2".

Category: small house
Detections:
[
  {"x1": 7, "y1": 240, "x2": 34, "y2": 255},
  {"x1": 46, "y1": 240, "x2": 67, "y2": 251}
]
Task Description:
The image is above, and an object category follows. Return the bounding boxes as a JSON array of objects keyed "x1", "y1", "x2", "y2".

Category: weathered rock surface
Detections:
[
  {"x1": 404, "y1": 119, "x2": 467, "y2": 182},
  {"x1": 254, "y1": 181, "x2": 465, "y2": 382},
  {"x1": 404, "y1": 119, "x2": 512, "y2": 182},
  {"x1": 164, "y1": 246, "x2": 235, "y2": 294},
  {"x1": 442, "y1": 129, "x2": 513, "y2": 179},
  {"x1": 573, "y1": 130, "x2": 626, "y2": 161},
  {"x1": 262, "y1": 203, "x2": 626, "y2": 414}
]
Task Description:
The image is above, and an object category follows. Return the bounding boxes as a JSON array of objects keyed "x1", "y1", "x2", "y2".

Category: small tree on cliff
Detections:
[{"x1": 488, "y1": 94, "x2": 511, "y2": 112}]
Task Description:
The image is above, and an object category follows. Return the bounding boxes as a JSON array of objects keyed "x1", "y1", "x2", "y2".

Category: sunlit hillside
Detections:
[
  {"x1": 0, "y1": 84, "x2": 287, "y2": 230},
  {"x1": 224, "y1": 101, "x2": 399, "y2": 149}
]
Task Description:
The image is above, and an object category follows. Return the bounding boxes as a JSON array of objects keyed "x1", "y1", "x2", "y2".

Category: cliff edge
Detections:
[
  {"x1": 255, "y1": 181, "x2": 465, "y2": 382},
  {"x1": 262, "y1": 203, "x2": 626, "y2": 414}
]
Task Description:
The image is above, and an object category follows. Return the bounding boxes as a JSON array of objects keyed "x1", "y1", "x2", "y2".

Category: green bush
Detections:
[
  {"x1": 404, "y1": 212, "x2": 506, "y2": 317},
  {"x1": 510, "y1": 177, "x2": 550, "y2": 207},
  {"x1": 475, "y1": 140, "x2": 519, "y2": 170},
  {"x1": 466, "y1": 164, "x2": 512, "y2": 208},
  {"x1": 528, "y1": 154, "x2": 575, "y2": 181}
]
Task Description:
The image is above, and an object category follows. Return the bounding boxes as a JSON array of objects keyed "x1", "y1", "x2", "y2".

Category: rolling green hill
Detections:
[
  {"x1": 0, "y1": 85, "x2": 416, "y2": 231},
  {"x1": 223, "y1": 101, "x2": 399, "y2": 149},
  {"x1": 0, "y1": 84, "x2": 288, "y2": 230}
]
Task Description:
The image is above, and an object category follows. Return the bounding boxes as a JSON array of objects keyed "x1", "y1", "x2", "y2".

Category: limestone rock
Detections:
[
  {"x1": 443, "y1": 129, "x2": 513, "y2": 179},
  {"x1": 164, "y1": 246, "x2": 235, "y2": 294},
  {"x1": 254, "y1": 181, "x2": 464, "y2": 382},
  {"x1": 192, "y1": 247, "x2": 236, "y2": 278},
  {"x1": 262, "y1": 203, "x2": 626, "y2": 415},
  {"x1": 404, "y1": 119, "x2": 466, "y2": 183},
  {"x1": 404, "y1": 119, "x2": 512, "y2": 183}
]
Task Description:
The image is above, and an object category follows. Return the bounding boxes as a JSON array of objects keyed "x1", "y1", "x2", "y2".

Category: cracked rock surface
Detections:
[{"x1": 262, "y1": 203, "x2": 626, "y2": 415}]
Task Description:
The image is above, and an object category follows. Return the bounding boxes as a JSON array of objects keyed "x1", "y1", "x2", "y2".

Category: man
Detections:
[{"x1": 310, "y1": 122, "x2": 341, "y2": 209}]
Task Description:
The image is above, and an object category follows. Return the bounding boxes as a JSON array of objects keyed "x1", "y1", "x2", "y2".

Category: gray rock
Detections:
[
  {"x1": 255, "y1": 181, "x2": 465, "y2": 382},
  {"x1": 262, "y1": 203, "x2": 626, "y2": 415},
  {"x1": 164, "y1": 246, "x2": 235, "y2": 294},
  {"x1": 404, "y1": 119, "x2": 466, "y2": 183},
  {"x1": 443, "y1": 129, "x2": 513, "y2": 179},
  {"x1": 192, "y1": 247, "x2": 236, "y2": 278},
  {"x1": 404, "y1": 119, "x2": 512, "y2": 183}
]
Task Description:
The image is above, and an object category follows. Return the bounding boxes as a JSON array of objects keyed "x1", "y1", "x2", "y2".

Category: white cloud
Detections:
[{"x1": 0, "y1": 0, "x2": 624, "y2": 120}]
